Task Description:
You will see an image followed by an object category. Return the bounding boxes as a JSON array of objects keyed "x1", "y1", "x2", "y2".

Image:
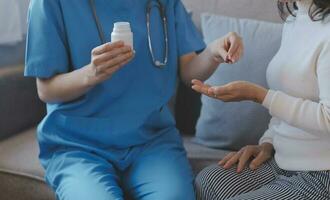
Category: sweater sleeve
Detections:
[
  {"x1": 259, "y1": 117, "x2": 280, "y2": 145},
  {"x1": 262, "y1": 41, "x2": 330, "y2": 137}
]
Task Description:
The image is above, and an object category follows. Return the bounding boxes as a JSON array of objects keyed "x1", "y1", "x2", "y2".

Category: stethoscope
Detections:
[{"x1": 89, "y1": 0, "x2": 169, "y2": 68}]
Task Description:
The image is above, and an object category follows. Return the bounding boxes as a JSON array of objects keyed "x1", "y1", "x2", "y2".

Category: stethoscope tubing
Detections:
[{"x1": 89, "y1": 0, "x2": 169, "y2": 68}]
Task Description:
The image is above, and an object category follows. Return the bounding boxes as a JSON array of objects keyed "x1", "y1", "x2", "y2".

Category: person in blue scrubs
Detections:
[{"x1": 25, "y1": 0, "x2": 243, "y2": 199}]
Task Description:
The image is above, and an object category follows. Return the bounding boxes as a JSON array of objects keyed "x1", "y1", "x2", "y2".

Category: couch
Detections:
[{"x1": 0, "y1": 0, "x2": 282, "y2": 199}]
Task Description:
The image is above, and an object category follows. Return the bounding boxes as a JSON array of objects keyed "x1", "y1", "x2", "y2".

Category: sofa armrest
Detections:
[{"x1": 0, "y1": 65, "x2": 46, "y2": 141}]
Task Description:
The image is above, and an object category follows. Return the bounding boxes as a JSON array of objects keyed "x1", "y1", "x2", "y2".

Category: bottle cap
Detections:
[{"x1": 113, "y1": 22, "x2": 131, "y2": 32}]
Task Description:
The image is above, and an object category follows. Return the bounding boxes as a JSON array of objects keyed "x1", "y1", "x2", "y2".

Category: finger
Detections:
[
  {"x1": 123, "y1": 57, "x2": 134, "y2": 65},
  {"x1": 227, "y1": 34, "x2": 242, "y2": 59},
  {"x1": 100, "y1": 53, "x2": 135, "y2": 79},
  {"x1": 97, "y1": 51, "x2": 134, "y2": 72},
  {"x1": 192, "y1": 81, "x2": 211, "y2": 94},
  {"x1": 105, "y1": 56, "x2": 133, "y2": 74},
  {"x1": 92, "y1": 41, "x2": 125, "y2": 55},
  {"x1": 211, "y1": 86, "x2": 228, "y2": 96},
  {"x1": 191, "y1": 85, "x2": 204, "y2": 94},
  {"x1": 223, "y1": 37, "x2": 230, "y2": 51},
  {"x1": 191, "y1": 79, "x2": 204, "y2": 87},
  {"x1": 208, "y1": 87, "x2": 234, "y2": 101},
  {"x1": 219, "y1": 152, "x2": 236, "y2": 166},
  {"x1": 238, "y1": 44, "x2": 244, "y2": 59},
  {"x1": 232, "y1": 46, "x2": 244, "y2": 63},
  {"x1": 104, "y1": 51, "x2": 134, "y2": 69},
  {"x1": 93, "y1": 46, "x2": 132, "y2": 65},
  {"x1": 237, "y1": 149, "x2": 256, "y2": 173},
  {"x1": 218, "y1": 95, "x2": 238, "y2": 102},
  {"x1": 192, "y1": 80, "x2": 212, "y2": 88},
  {"x1": 218, "y1": 48, "x2": 228, "y2": 63},
  {"x1": 201, "y1": 84, "x2": 211, "y2": 94},
  {"x1": 192, "y1": 84, "x2": 211, "y2": 96},
  {"x1": 249, "y1": 152, "x2": 270, "y2": 170},
  {"x1": 227, "y1": 42, "x2": 240, "y2": 62},
  {"x1": 223, "y1": 151, "x2": 242, "y2": 169},
  {"x1": 229, "y1": 48, "x2": 240, "y2": 63},
  {"x1": 116, "y1": 53, "x2": 135, "y2": 68},
  {"x1": 208, "y1": 88, "x2": 225, "y2": 98}
]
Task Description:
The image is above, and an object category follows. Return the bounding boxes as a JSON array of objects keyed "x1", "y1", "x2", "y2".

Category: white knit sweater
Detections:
[{"x1": 260, "y1": 0, "x2": 330, "y2": 171}]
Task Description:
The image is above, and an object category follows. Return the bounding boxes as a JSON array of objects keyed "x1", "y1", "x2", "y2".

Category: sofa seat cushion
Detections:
[
  {"x1": 0, "y1": 128, "x2": 229, "y2": 199},
  {"x1": 0, "y1": 128, "x2": 55, "y2": 200},
  {"x1": 0, "y1": 128, "x2": 44, "y2": 179},
  {"x1": 183, "y1": 137, "x2": 230, "y2": 173}
]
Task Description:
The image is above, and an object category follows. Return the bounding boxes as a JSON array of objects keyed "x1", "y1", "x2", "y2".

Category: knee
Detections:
[
  {"x1": 143, "y1": 178, "x2": 195, "y2": 200},
  {"x1": 54, "y1": 175, "x2": 123, "y2": 200},
  {"x1": 195, "y1": 165, "x2": 230, "y2": 200}
]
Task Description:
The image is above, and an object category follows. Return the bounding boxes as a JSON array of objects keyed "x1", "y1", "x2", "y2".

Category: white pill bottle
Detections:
[{"x1": 111, "y1": 22, "x2": 133, "y2": 49}]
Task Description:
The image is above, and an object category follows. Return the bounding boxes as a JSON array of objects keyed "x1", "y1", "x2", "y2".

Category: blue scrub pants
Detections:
[{"x1": 44, "y1": 131, "x2": 195, "y2": 200}]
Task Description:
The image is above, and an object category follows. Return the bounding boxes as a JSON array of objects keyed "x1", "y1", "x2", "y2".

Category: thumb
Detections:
[
  {"x1": 217, "y1": 48, "x2": 228, "y2": 63},
  {"x1": 249, "y1": 152, "x2": 269, "y2": 170}
]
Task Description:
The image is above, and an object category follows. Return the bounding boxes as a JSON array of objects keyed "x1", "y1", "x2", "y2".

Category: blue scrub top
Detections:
[{"x1": 25, "y1": 0, "x2": 205, "y2": 162}]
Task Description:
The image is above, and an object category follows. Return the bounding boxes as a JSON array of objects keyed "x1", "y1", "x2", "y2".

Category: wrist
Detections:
[
  {"x1": 255, "y1": 87, "x2": 268, "y2": 104},
  {"x1": 260, "y1": 142, "x2": 274, "y2": 154},
  {"x1": 207, "y1": 42, "x2": 224, "y2": 64},
  {"x1": 80, "y1": 64, "x2": 98, "y2": 88}
]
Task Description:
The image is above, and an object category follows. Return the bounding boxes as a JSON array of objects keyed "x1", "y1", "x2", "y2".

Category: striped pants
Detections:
[{"x1": 195, "y1": 159, "x2": 330, "y2": 200}]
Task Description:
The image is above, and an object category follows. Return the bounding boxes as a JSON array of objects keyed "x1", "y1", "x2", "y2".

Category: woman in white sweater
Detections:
[{"x1": 192, "y1": 0, "x2": 330, "y2": 199}]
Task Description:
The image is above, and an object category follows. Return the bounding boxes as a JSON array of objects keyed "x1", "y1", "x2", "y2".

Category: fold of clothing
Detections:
[{"x1": 195, "y1": 160, "x2": 330, "y2": 200}]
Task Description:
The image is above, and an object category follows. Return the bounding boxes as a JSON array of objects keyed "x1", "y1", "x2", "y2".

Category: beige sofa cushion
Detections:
[
  {"x1": 0, "y1": 128, "x2": 44, "y2": 179},
  {"x1": 0, "y1": 129, "x2": 55, "y2": 200},
  {"x1": 184, "y1": 137, "x2": 229, "y2": 173}
]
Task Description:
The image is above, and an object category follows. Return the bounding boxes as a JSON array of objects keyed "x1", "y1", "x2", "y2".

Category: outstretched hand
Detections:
[{"x1": 191, "y1": 79, "x2": 268, "y2": 104}]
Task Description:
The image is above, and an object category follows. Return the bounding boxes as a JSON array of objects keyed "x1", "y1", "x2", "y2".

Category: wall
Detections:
[{"x1": 0, "y1": 0, "x2": 30, "y2": 67}]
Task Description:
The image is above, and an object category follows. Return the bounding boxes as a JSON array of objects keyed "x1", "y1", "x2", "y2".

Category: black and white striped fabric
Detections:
[{"x1": 195, "y1": 159, "x2": 330, "y2": 200}]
